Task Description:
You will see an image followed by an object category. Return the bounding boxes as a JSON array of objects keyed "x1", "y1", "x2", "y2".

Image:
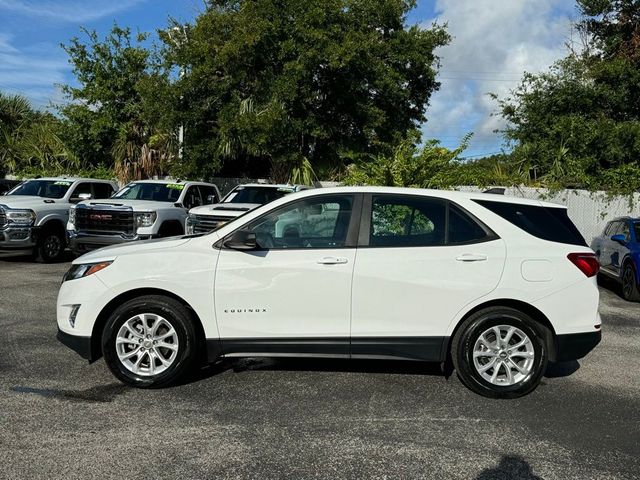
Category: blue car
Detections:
[{"x1": 591, "y1": 217, "x2": 640, "y2": 301}]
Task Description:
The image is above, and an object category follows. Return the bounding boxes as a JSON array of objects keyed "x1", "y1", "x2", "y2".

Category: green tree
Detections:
[
  {"x1": 164, "y1": 0, "x2": 449, "y2": 180},
  {"x1": 343, "y1": 132, "x2": 471, "y2": 188},
  {"x1": 60, "y1": 25, "x2": 174, "y2": 182},
  {"x1": 0, "y1": 92, "x2": 77, "y2": 176},
  {"x1": 498, "y1": 0, "x2": 640, "y2": 194}
]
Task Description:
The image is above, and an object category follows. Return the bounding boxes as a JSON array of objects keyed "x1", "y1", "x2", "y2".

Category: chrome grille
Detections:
[
  {"x1": 75, "y1": 208, "x2": 135, "y2": 235},
  {"x1": 191, "y1": 215, "x2": 228, "y2": 234}
]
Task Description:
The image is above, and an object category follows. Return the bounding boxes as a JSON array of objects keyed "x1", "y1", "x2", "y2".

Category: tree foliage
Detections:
[
  {"x1": 60, "y1": 26, "x2": 175, "y2": 182},
  {"x1": 163, "y1": 0, "x2": 449, "y2": 180},
  {"x1": 498, "y1": 0, "x2": 640, "y2": 194},
  {"x1": 0, "y1": 92, "x2": 78, "y2": 176}
]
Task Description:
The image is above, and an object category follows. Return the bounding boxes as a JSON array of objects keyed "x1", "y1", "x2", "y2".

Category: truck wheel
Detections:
[
  {"x1": 38, "y1": 227, "x2": 66, "y2": 263},
  {"x1": 102, "y1": 295, "x2": 199, "y2": 388},
  {"x1": 452, "y1": 307, "x2": 548, "y2": 399},
  {"x1": 621, "y1": 263, "x2": 640, "y2": 302}
]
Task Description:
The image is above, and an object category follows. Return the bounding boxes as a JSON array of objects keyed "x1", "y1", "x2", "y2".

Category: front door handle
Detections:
[
  {"x1": 456, "y1": 253, "x2": 488, "y2": 262},
  {"x1": 317, "y1": 257, "x2": 348, "y2": 265}
]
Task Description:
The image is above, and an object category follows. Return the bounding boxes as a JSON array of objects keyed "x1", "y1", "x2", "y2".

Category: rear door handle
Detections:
[
  {"x1": 456, "y1": 253, "x2": 488, "y2": 262},
  {"x1": 317, "y1": 257, "x2": 348, "y2": 265}
]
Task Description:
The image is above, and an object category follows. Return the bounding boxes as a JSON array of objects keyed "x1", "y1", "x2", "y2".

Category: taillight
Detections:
[{"x1": 567, "y1": 253, "x2": 599, "y2": 277}]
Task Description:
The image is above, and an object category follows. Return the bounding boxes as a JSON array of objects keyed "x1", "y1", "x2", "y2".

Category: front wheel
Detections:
[
  {"x1": 621, "y1": 263, "x2": 640, "y2": 302},
  {"x1": 38, "y1": 228, "x2": 66, "y2": 263},
  {"x1": 102, "y1": 295, "x2": 199, "y2": 388},
  {"x1": 452, "y1": 307, "x2": 548, "y2": 399}
]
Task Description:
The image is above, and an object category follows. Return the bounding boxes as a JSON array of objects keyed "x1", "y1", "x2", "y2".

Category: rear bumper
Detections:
[
  {"x1": 57, "y1": 328, "x2": 93, "y2": 361},
  {"x1": 555, "y1": 330, "x2": 601, "y2": 362}
]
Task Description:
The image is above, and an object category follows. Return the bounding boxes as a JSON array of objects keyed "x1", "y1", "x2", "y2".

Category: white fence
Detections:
[{"x1": 455, "y1": 186, "x2": 640, "y2": 243}]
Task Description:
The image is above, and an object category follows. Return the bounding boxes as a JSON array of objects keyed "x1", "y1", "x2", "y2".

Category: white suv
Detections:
[
  {"x1": 186, "y1": 183, "x2": 311, "y2": 234},
  {"x1": 56, "y1": 187, "x2": 601, "y2": 398}
]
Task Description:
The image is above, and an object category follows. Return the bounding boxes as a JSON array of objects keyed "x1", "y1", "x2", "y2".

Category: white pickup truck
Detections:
[
  {"x1": 0, "y1": 177, "x2": 117, "y2": 262},
  {"x1": 68, "y1": 180, "x2": 220, "y2": 255},
  {"x1": 185, "y1": 183, "x2": 311, "y2": 234}
]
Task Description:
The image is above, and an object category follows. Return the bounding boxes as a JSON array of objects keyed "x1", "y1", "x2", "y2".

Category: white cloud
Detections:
[
  {"x1": 421, "y1": 0, "x2": 576, "y2": 157},
  {"x1": 0, "y1": 34, "x2": 68, "y2": 109},
  {"x1": 0, "y1": 0, "x2": 147, "y2": 23}
]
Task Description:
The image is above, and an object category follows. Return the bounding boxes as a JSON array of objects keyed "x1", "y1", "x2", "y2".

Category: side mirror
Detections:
[
  {"x1": 70, "y1": 193, "x2": 92, "y2": 204},
  {"x1": 611, "y1": 234, "x2": 627, "y2": 244},
  {"x1": 224, "y1": 229, "x2": 258, "y2": 250}
]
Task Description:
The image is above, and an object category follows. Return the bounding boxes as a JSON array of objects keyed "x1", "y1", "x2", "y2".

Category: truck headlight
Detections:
[
  {"x1": 63, "y1": 261, "x2": 113, "y2": 282},
  {"x1": 134, "y1": 211, "x2": 157, "y2": 228},
  {"x1": 69, "y1": 207, "x2": 76, "y2": 226},
  {"x1": 6, "y1": 209, "x2": 36, "y2": 225},
  {"x1": 185, "y1": 215, "x2": 195, "y2": 235}
]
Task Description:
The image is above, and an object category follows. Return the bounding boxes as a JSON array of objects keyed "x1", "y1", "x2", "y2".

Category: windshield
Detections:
[
  {"x1": 222, "y1": 186, "x2": 295, "y2": 205},
  {"x1": 7, "y1": 180, "x2": 72, "y2": 199},
  {"x1": 113, "y1": 183, "x2": 183, "y2": 202}
]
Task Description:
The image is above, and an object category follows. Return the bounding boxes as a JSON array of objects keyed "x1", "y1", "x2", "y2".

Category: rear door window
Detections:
[
  {"x1": 474, "y1": 200, "x2": 586, "y2": 246},
  {"x1": 93, "y1": 182, "x2": 115, "y2": 199},
  {"x1": 199, "y1": 186, "x2": 219, "y2": 204},
  {"x1": 369, "y1": 196, "x2": 446, "y2": 247}
]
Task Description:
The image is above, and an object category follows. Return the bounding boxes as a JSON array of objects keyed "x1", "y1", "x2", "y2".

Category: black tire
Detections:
[
  {"x1": 451, "y1": 307, "x2": 548, "y2": 399},
  {"x1": 102, "y1": 295, "x2": 199, "y2": 388},
  {"x1": 37, "y1": 226, "x2": 66, "y2": 263},
  {"x1": 621, "y1": 263, "x2": 640, "y2": 302}
]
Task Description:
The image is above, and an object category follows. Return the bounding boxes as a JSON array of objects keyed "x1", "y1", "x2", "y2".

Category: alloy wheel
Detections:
[
  {"x1": 623, "y1": 266, "x2": 635, "y2": 299},
  {"x1": 116, "y1": 313, "x2": 179, "y2": 376},
  {"x1": 472, "y1": 325, "x2": 535, "y2": 386},
  {"x1": 44, "y1": 234, "x2": 62, "y2": 258}
]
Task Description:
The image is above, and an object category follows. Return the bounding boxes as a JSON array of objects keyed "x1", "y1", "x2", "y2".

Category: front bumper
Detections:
[
  {"x1": 68, "y1": 230, "x2": 155, "y2": 254},
  {"x1": 57, "y1": 328, "x2": 93, "y2": 361},
  {"x1": 0, "y1": 225, "x2": 38, "y2": 251},
  {"x1": 555, "y1": 330, "x2": 602, "y2": 362}
]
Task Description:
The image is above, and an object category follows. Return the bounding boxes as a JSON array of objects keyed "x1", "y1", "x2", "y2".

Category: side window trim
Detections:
[
  {"x1": 219, "y1": 193, "x2": 363, "y2": 250},
  {"x1": 357, "y1": 193, "x2": 498, "y2": 248}
]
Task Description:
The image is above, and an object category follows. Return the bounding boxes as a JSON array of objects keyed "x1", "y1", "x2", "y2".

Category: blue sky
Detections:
[{"x1": 0, "y1": 0, "x2": 577, "y2": 158}]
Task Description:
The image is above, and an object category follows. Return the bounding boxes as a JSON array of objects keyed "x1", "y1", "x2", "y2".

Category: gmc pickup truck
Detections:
[{"x1": 68, "y1": 180, "x2": 220, "y2": 254}]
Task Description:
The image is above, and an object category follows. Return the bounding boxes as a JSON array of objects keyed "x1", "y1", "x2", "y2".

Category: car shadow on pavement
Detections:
[
  {"x1": 11, "y1": 383, "x2": 129, "y2": 403},
  {"x1": 179, "y1": 357, "x2": 581, "y2": 387},
  {"x1": 475, "y1": 455, "x2": 542, "y2": 480},
  {"x1": 545, "y1": 360, "x2": 580, "y2": 378},
  {"x1": 177, "y1": 357, "x2": 450, "y2": 388}
]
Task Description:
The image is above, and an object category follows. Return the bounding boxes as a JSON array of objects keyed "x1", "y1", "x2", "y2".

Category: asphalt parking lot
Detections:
[{"x1": 0, "y1": 256, "x2": 639, "y2": 480}]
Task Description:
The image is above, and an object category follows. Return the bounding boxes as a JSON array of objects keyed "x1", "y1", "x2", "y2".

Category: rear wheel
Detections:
[
  {"x1": 452, "y1": 307, "x2": 548, "y2": 399},
  {"x1": 621, "y1": 263, "x2": 640, "y2": 302},
  {"x1": 37, "y1": 227, "x2": 66, "y2": 263},
  {"x1": 102, "y1": 295, "x2": 199, "y2": 388}
]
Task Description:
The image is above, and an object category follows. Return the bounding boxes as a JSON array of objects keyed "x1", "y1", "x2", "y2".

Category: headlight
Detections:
[
  {"x1": 63, "y1": 261, "x2": 112, "y2": 282},
  {"x1": 185, "y1": 215, "x2": 195, "y2": 235},
  {"x1": 134, "y1": 211, "x2": 157, "y2": 228},
  {"x1": 69, "y1": 207, "x2": 76, "y2": 225},
  {"x1": 6, "y1": 209, "x2": 36, "y2": 225}
]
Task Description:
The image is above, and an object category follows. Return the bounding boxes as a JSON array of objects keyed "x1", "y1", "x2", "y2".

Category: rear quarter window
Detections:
[{"x1": 474, "y1": 200, "x2": 587, "y2": 247}]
